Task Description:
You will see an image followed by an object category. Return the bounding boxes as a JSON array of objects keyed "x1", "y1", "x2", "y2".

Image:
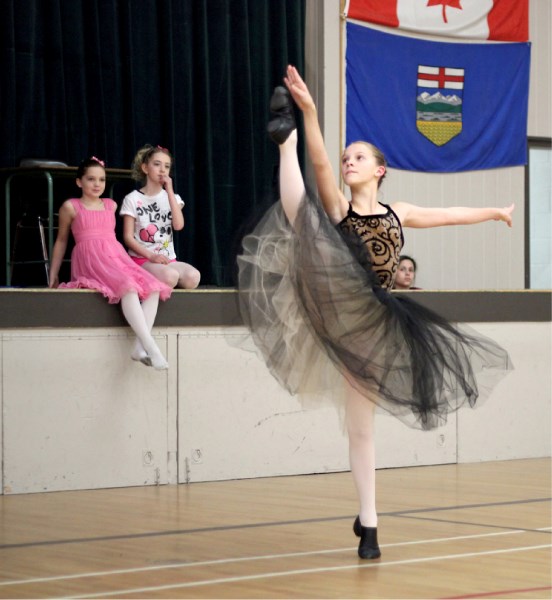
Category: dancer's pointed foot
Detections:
[
  {"x1": 131, "y1": 349, "x2": 153, "y2": 367},
  {"x1": 353, "y1": 516, "x2": 381, "y2": 559},
  {"x1": 267, "y1": 86, "x2": 296, "y2": 144},
  {"x1": 140, "y1": 339, "x2": 169, "y2": 371},
  {"x1": 149, "y1": 350, "x2": 169, "y2": 371}
]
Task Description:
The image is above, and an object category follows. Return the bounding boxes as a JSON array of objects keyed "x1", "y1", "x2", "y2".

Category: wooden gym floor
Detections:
[{"x1": 0, "y1": 458, "x2": 550, "y2": 599}]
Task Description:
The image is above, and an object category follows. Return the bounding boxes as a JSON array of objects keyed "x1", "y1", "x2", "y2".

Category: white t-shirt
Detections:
[{"x1": 120, "y1": 189, "x2": 184, "y2": 260}]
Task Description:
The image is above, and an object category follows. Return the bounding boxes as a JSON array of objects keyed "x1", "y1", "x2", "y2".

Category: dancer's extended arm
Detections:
[{"x1": 393, "y1": 202, "x2": 515, "y2": 229}]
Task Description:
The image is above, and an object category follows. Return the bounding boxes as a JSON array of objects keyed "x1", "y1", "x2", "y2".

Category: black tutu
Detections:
[{"x1": 237, "y1": 193, "x2": 513, "y2": 430}]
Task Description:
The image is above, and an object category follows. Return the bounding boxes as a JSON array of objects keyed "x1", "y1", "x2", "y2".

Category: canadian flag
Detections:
[{"x1": 345, "y1": 0, "x2": 528, "y2": 42}]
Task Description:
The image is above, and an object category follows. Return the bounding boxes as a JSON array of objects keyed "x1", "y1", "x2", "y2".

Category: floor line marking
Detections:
[
  {"x1": 1, "y1": 497, "x2": 549, "y2": 550},
  {"x1": 441, "y1": 585, "x2": 552, "y2": 599},
  {"x1": 0, "y1": 528, "x2": 549, "y2": 588},
  {"x1": 63, "y1": 544, "x2": 552, "y2": 599},
  {"x1": 396, "y1": 513, "x2": 552, "y2": 533}
]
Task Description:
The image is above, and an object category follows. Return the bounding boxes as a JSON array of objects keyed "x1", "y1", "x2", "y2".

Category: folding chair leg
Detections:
[{"x1": 38, "y1": 216, "x2": 50, "y2": 286}]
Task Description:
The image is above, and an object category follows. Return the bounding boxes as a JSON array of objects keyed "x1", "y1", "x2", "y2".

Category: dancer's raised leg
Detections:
[
  {"x1": 121, "y1": 291, "x2": 168, "y2": 370},
  {"x1": 277, "y1": 131, "x2": 306, "y2": 226},
  {"x1": 268, "y1": 87, "x2": 305, "y2": 226}
]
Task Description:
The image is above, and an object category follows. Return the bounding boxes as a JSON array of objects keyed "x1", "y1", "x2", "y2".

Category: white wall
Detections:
[
  {"x1": 527, "y1": 0, "x2": 552, "y2": 138},
  {"x1": 458, "y1": 322, "x2": 552, "y2": 463},
  {"x1": 384, "y1": 168, "x2": 525, "y2": 290},
  {"x1": 529, "y1": 146, "x2": 552, "y2": 289},
  {"x1": 1, "y1": 333, "x2": 175, "y2": 494},
  {"x1": 312, "y1": 0, "x2": 550, "y2": 290},
  {"x1": 1, "y1": 322, "x2": 549, "y2": 494}
]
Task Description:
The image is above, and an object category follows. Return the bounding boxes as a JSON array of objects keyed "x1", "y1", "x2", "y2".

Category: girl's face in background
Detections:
[
  {"x1": 142, "y1": 151, "x2": 172, "y2": 185},
  {"x1": 394, "y1": 259, "x2": 416, "y2": 289},
  {"x1": 76, "y1": 165, "x2": 106, "y2": 199}
]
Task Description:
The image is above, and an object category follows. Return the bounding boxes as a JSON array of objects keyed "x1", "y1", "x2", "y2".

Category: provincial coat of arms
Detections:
[{"x1": 416, "y1": 65, "x2": 465, "y2": 146}]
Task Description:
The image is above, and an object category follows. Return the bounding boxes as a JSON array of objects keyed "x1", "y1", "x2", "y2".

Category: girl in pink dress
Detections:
[{"x1": 49, "y1": 157, "x2": 172, "y2": 370}]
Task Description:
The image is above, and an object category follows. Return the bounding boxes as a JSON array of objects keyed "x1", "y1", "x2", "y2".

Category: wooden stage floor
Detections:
[{"x1": 0, "y1": 458, "x2": 550, "y2": 599}]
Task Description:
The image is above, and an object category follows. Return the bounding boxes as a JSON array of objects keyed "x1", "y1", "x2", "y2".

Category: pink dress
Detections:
[{"x1": 59, "y1": 198, "x2": 172, "y2": 304}]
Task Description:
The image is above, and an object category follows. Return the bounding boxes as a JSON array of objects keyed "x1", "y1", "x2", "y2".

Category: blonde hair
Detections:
[{"x1": 131, "y1": 144, "x2": 172, "y2": 183}]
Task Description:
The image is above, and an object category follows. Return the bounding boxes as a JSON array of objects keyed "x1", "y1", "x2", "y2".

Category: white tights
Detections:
[
  {"x1": 142, "y1": 261, "x2": 201, "y2": 289},
  {"x1": 277, "y1": 130, "x2": 378, "y2": 528},
  {"x1": 277, "y1": 130, "x2": 305, "y2": 226},
  {"x1": 120, "y1": 292, "x2": 168, "y2": 370},
  {"x1": 345, "y1": 381, "x2": 378, "y2": 527}
]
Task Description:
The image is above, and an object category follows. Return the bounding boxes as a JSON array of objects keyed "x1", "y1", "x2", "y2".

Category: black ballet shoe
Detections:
[
  {"x1": 353, "y1": 515, "x2": 362, "y2": 537},
  {"x1": 353, "y1": 516, "x2": 381, "y2": 559},
  {"x1": 267, "y1": 86, "x2": 296, "y2": 144}
]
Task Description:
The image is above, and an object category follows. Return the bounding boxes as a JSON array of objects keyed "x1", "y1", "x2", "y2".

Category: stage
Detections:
[{"x1": 0, "y1": 288, "x2": 550, "y2": 495}]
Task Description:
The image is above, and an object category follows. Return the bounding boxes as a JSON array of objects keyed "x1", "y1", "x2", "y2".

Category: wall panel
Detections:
[
  {"x1": 528, "y1": 0, "x2": 552, "y2": 138},
  {"x1": 1, "y1": 315, "x2": 549, "y2": 494}
]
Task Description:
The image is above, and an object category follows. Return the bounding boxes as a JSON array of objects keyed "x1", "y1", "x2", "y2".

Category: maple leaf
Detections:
[{"x1": 427, "y1": 0, "x2": 462, "y2": 24}]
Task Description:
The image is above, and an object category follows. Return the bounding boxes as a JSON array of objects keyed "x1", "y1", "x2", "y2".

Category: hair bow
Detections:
[
  {"x1": 156, "y1": 145, "x2": 169, "y2": 153},
  {"x1": 91, "y1": 156, "x2": 105, "y2": 167}
]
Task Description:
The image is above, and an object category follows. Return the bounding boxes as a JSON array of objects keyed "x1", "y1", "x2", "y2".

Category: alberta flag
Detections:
[
  {"x1": 345, "y1": 0, "x2": 528, "y2": 42},
  {"x1": 345, "y1": 23, "x2": 530, "y2": 172}
]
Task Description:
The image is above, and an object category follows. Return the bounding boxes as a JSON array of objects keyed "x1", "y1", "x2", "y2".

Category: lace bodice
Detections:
[{"x1": 337, "y1": 203, "x2": 404, "y2": 289}]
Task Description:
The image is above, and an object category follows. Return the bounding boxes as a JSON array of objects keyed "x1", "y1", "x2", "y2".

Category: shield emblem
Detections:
[{"x1": 416, "y1": 65, "x2": 464, "y2": 146}]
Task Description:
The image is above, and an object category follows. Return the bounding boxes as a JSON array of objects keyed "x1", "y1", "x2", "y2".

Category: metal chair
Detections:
[
  {"x1": 10, "y1": 214, "x2": 51, "y2": 286},
  {"x1": 7, "y1": 159, "x2": 68, "y2": 287}
]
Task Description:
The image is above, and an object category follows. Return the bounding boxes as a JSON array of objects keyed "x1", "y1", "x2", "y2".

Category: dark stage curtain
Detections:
[{"x1": 0, "y1": 0, "x2": 305, "y2": 286}]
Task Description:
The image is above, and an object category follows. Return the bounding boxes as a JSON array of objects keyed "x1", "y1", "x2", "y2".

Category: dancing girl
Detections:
[{"x1": 237, "y1": 66, "x2": 513, "y2": 559}]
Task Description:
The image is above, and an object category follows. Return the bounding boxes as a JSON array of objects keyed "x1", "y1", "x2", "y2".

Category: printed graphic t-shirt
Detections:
[{"x1": 120, "y1": 189, "x2": 184, "y2": 260}]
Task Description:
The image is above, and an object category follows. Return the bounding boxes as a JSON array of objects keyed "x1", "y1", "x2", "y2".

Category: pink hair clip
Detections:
[
  {"x1": 156, "y1": 145, "x2": 170, "y2": 153},
  {"x1": 91, "y1": 156, "x2": 105, "y2": 167}
]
